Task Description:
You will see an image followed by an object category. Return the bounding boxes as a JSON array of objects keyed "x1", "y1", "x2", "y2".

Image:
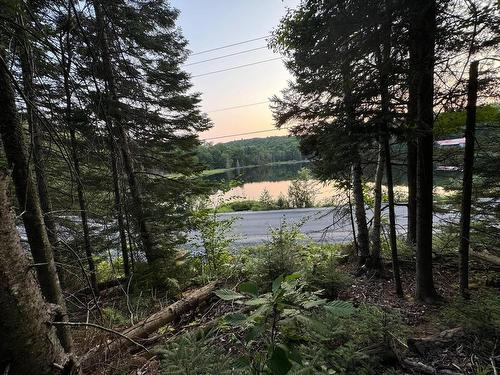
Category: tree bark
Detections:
[
  {"x1": 0, "y1": 173, "x2": 77, "y2": 374},
  {"x1": 352, "y1": 156, "x2": 371, "y2": 264},
  {"x1": 0, "y1": 51, "x2": 74, "y2": 352},
  {"x1": 84, "y1": 281, "x2": 218, "y2": 365},
  {"x1": 92, "y1": 0, "x2": 158, "y2": 262},
  {"x1": 407, "y1": 115, "x2": 418, "y2": 245},
  {"x1": 459, "y1": 60, "x2": 479, "y2": 298},
  {"x1": 60, "y1": 13, "x2": 99, "y2": 293},
  {"x1": 383, "y1": 137, "x2": 404, "y2": 297},
  {"x1": 371, "y1": 144, "x2": 384, "y2": 271},
  {"x1": 378, "y1": 5, "x2": 403, "y2": 296},
  {"x1": 409, "y1": 0, "x2": 439, "y2": 302},
  {"x1": 407, "y1": 48, "x2": 418, "y2": 246},
  {"x1": 16, "y1": 14, "x2": 62, "y2": 274},
  {"x1": 110, "y1": 142, "x2": 131, "y2": 277}
]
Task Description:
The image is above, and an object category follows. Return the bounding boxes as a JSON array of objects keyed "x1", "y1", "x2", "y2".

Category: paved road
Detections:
[{"x1": 210, "y1": 205, "x2": 457, "y2": 248}]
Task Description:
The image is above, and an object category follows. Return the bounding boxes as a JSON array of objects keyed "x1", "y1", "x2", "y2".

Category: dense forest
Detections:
[
  {"x1": 0, "y1": 0, "x2": 499, "y2": 374},
  {"x1": 197, "y1": 136, "x2": 304, "y2": 170}
]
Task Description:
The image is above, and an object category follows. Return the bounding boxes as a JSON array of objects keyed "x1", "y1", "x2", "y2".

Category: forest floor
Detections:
[{"x1": 71, "y1": 253, "x2": 499, "y2": 375}]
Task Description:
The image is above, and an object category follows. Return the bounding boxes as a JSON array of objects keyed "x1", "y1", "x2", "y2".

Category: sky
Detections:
[{"x1": 169, "y1": 0, "x2": 300, "y2": 143}]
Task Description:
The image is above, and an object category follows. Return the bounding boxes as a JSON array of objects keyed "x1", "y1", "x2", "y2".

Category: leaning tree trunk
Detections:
[
  {"x1": 409, "y1": 0, "x2": 439, "y2": 302},
  {"x1": 352, "y1": 156, "x2": 371, "y2": 265},
  {"x1": 371, "y1": 144, "x2": 384, "y2": 272},
  {"x1": 459, "y1": 60, "x2": 479, "y2": 298},
  {"x1": 0, "y1": 52, "x2": 73, "y2": 352},
  {"x1": 92, "y1": 0, "x2": 158, "y2": 263},
  {"x1": 60, "y1": 13, "x2": 99, "y2": 294},
  {"x1": 0, "y1": 173, "x2": 77, "y2": 374},
  {"x1": 17, "y1": 15, "x2": 62, "y2": 273}
]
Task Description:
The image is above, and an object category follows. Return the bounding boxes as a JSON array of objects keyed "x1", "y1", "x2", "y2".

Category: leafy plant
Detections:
[
  {"x1": 288, "y1": 168, "x2": 317, "y2": 208},
  {"x1": 216, "y1": 274, "x2": 355, "y2": 374},
  {"x1": 191, "y1": 197, "x2": 239, "y2": 280},
  {"x1": 238, "y1": 219, "x2": 309, "y2": 289},
  {"x1": 304, "y1": 251, "x2": 352, "y2": 298},
  {"x1": 156, "y1": 330, "x2": 241, "y2": 374}
]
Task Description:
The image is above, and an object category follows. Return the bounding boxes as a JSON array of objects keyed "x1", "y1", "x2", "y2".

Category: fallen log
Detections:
[
  {"x1": 471, "y1": 251, "x2": 500, "y2": 267},
  {"x1": 84, "y1": 281, "x2": 218, "y2": 364},
  {"x1": 407, "y1": 327, "x2": 464, "y2": 355}
]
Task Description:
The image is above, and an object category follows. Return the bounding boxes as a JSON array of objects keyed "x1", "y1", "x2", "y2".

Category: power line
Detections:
[
  {"x1": 192, "y1": 57, "x2": 282, "y2": 78},
  {"x1": 185, "y1": 46, "x2": 268, "y2": 67},
  {"x1": 191, "y1": 36, "x2": 270, "y2": 56},
  {"x1": 207, "y1": 100, "x2": 270, "y2": 113},
  {"x1": 201, "y1": 127, "x2": 290, "y2": 141}
]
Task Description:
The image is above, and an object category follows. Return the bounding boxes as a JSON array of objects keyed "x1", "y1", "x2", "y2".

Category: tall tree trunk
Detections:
[
  {"x1": 0, "y1": 174, "x2": 77, "y2": 374},
  {"x1": 409, "y1": 0, "x2": 439, "y2": 302},
  {"x1": 459, "y1": 60, "x2": 479, "y2": 298},
  {"x1": 407, "y1": 31, "x2": 418, "y2": 245},
  {"x1": 92, "y1": 0, "x2": 158, "y2": 262},
  {"x1": 341, "y1": 59, "x2": 370, "y2": 266},
  {"x1": 352, "y1": 156, "x2": 371, "y2": 265},
  {"x1": 17, "y1": 15, "x2": 62, "y2": 275},
  {"x1": 406, "y1": 100, "x2": 418, "y2": 245},
  {"x1": 371, "y1": 144, "x2": 384, "y2": 272},
  {"x1": 383, "y1": 137, "x2": 404, "y2": 297},
  {"x1": 110, "y1": 142, "x2": 131, "y2": 277},
  {"x1": 60, "y1": 7, "x2": 99, "y2": 294},
  {"x1": 378, "y1": 4, "x2": 403, "y2": 296},
  {"x1": 0, "y1": 53, "x2": 73, "y2": 352}
]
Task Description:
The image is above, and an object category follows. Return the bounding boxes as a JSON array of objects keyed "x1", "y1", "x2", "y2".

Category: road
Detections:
[{"x1": 210, "y1": 205, "x2": 456, "y2": 248}]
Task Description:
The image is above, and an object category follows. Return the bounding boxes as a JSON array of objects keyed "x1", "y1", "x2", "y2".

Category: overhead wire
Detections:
[
  {"x1": 184, "y1": 46, "x2": 268, "y2": 66},
  {"x1": 192, "y1": 57, "x2": 282, "y2": 78},
  {"x1": 201, "y1": 127, "x2": 290, "y2": 141},
  {"x1": 190, "y1": 35, "x2": 270, "y2": 56},
  {"x1": 206, "y1": 100, "x2": 271, "y2": 113}
]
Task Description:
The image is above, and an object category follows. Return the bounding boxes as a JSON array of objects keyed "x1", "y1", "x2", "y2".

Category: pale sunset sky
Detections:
[{"x1": 169, "y1": 0, "x2": 300, "y2": 143}]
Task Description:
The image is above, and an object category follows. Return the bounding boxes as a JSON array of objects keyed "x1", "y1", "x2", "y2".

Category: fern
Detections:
[{"x1": 155, "y1": 330, "x2": 242, "y2": 374}]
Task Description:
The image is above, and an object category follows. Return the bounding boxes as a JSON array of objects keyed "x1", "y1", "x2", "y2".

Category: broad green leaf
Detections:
[
  {"x1": 239, "y1": 281, "x2": 259, "y2": 297},
  {"x1": 224, "y1": 313, "x2": 248, "y2": 326},
  {"x1": 272, "y1": 274, "x2": 284, "y2": 293},
  {"x1": 284, "y1": 273, "x2": 302, "y2": 282},
  {"x1": 245, "y1": 297, "x2": 268, "y2": 306},
  {"x1": 245, "y1": 324, "x2": 264, "y2": 342},
  {"x1": 268, "y1": 344, "x2": 292, "y2": 375},
  {"x1": 302, "y1": 299, "x2": 327, "y2": 309},
  {"x1": 215, "y1": 288, "x2": 245, "y2": 301},
  {"x1": 324, "y1": 300, "x2": 355, "y2": 317}
]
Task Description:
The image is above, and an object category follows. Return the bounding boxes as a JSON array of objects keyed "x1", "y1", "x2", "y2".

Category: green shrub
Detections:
[
  {"x1": 102, "y1": 306, "x2": 127, "y2": 326},
  {"x1": 156, "y1": 330, "x2": 241, "y2": 374},
  {"x1": 131, "y1": 260, "x2": 181, "y2": 297},
  {"x1": 95, "y1": 256, "x2": 124, "y2": 283},
  {"x1": 305, "y1": 252, "x2": 352, "y2": 298},
  {"x1": 437, "y1": 289, "x2": 500, "y2": 336},
  {"x1": 238, "y1": 220, "x2": 308, "y2": 288}
]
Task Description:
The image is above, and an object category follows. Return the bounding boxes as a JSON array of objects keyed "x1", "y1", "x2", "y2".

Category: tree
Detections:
[
  {"x1": 271, "y1": 0, "x2": 380, "y2": 266},
  {"x1": 408, "y1": 0, "x2": 440, "y2": 302},
  {"x1": 458, "y1": 60, "x2": 479, "y2": 298},
  {"x1": 0, "y1": 173, "x2": 77, "y2": 374},
  {"x1": 0, "y1": 47, "x2": 73, "y2": 351},
  {"x1": 288, "y1": 168, "x2": 317, "y2": 208}
]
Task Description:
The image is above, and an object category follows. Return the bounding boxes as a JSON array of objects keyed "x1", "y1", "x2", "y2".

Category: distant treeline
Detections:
[{"x1": 197, "y1": 136, "x2": 305, "y2": 170}]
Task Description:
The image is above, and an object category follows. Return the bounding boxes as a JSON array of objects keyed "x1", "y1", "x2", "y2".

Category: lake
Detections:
[{"x1": 205, "y1": 161, "x2": 456, "y2": 204}]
